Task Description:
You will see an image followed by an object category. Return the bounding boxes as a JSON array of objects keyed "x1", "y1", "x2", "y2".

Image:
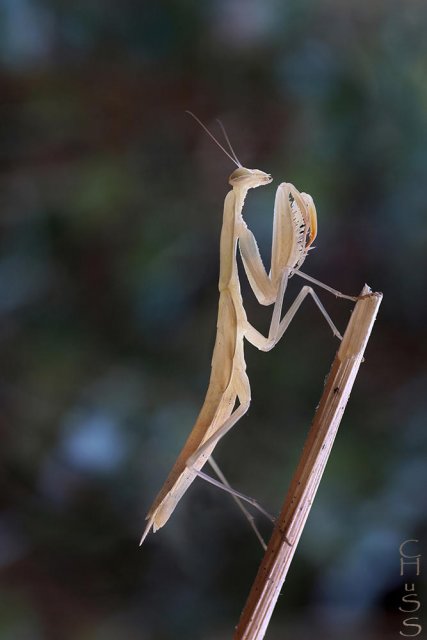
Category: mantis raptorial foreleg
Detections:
[{"x1": 141, "y1": 115, "x2": 358, "y2": 546}]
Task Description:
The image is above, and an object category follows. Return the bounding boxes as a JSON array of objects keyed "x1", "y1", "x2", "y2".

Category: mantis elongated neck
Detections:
[{"x1": 233, "y1": 187, "x2": 249, "y2": 223}]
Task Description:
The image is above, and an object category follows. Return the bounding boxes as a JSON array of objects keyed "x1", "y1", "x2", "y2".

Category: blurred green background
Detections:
[{"x1": 1, "y1": 1, "x2": 426, "y2": 639}]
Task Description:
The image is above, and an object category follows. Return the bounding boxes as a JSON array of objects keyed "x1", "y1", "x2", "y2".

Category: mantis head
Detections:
[{"x1": 229, "y1": 168, "x2": 272, "y2": 190}]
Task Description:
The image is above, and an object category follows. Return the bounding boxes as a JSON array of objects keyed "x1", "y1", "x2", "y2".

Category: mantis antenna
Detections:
[
  {"x1": 185, "y1": 111, "x2": 242, "y2": 167},
  {"x1": 216, "y1": 118, "x2": 242, "y2": 167}
]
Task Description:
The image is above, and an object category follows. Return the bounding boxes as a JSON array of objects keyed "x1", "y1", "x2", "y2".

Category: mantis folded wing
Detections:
[{"x1": 141, "y1": 121, "x2": 354, "y2": 545}]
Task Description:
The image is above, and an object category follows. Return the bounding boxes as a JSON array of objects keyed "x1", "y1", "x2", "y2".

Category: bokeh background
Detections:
[{"x1": 1, "y1": 1, "x2": 426, "y2": 639}]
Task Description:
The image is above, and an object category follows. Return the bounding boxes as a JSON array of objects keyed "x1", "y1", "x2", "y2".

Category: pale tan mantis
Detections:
[{"x1": 140, "y1": 114, "x2": 356, "y2": 545}]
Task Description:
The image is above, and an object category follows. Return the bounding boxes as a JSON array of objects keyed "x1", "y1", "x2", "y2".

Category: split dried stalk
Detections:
[{"x1": 234, "y1": 285, "x2": 382, "y2": 640}]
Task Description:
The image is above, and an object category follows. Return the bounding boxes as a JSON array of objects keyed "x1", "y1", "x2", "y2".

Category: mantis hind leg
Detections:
[
  {"x1": 186, "y1": 370, "x2": 250, "y2": 468},
  {"x1": 208, "y1": 457, "x2": 270, "y2": 550},
  {"x1": 186, "y1": 371, "x2": 274, "y2": 546}
]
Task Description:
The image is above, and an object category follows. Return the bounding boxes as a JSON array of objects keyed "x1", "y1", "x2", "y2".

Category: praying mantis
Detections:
[{"x1": 140, "y1": 114, "x2": 356, "y2": 545}]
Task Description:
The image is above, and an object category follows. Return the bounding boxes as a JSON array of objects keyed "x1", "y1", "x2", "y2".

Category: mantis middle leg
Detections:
[{"x1": 245, "y1": 281, "x2": 344, "y2": 352}]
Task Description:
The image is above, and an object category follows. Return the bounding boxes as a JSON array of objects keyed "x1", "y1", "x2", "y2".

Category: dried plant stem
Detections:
[{"x1": 234, "y1": 285, "x2": 382, "y2": 640}]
